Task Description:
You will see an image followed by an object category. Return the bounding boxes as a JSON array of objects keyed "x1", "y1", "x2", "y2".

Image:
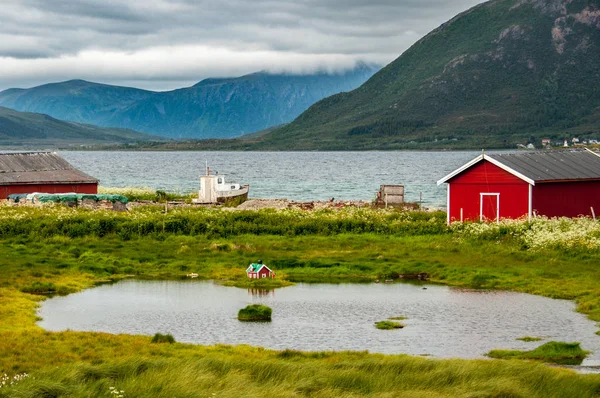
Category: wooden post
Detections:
[
  {"x1": 460, "y1": 208, "x2": 463, "y2": 222},
  {"x1": 592, "y1": 207, "x2": 596, "y2": 221},
  {"x1": 384, "y1": 193, "x2": 388, "y2": 209}
]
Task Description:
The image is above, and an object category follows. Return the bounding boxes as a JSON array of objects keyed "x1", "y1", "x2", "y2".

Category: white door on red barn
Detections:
[{"x1": 480, "y1": 193, "x2": 500, "y2": 222}]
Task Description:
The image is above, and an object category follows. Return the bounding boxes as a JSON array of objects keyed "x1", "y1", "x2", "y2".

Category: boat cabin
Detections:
[{"x1": 194, "y1": 166, "x2": 249, "y2": 204}]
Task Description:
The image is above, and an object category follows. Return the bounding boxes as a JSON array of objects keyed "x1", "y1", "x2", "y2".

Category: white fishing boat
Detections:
[{"x1": 193, "y1": 166, "x2": 249, "y2": 204}]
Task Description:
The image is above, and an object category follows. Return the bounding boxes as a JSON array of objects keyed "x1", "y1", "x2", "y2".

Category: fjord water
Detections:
[
  {"x1": 38, "y1": 281, "x2": 600, "y2": 361},
  {"x1": 59, "y1": 151, "x2": 486, "y2": 207}
]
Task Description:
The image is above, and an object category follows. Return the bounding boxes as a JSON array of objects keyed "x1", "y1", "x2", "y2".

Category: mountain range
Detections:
[
  {"x1": 0, "y1": 106, "x2": 158, "y2": 147},
  {"x1": 0, "y1": 65, "x2": 378, "y2": 140},
  {"x1": 252, "y1": 0, "x2": 600, "y2": 150}
]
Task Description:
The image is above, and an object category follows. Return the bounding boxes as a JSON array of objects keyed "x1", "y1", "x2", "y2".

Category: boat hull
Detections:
[{"x1": 216, "y1": 185, "x2": 249, "y2": 204}]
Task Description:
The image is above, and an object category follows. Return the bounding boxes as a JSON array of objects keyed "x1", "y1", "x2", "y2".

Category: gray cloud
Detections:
[{"x1": 0, "y1": 0, "x2": 485, "y2": 91}]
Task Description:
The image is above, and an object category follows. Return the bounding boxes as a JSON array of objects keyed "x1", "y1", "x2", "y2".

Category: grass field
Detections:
[{"x1": 0, "y1": 205, "x2": 599, "y2": 396}]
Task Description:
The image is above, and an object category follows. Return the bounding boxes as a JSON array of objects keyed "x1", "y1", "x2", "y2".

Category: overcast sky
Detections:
[{"x1": 0, "y1": 0, "x2": 485, "y2": 91}]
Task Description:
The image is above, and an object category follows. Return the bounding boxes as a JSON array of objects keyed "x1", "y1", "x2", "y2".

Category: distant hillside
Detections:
[
  {"x1": 254, "y1": 0, "x2": 600, "y2": 150},
  {"x1": 0, "y1": 65, "x2": 379, "y2": 139},
  {"x1": 0, "y1": 107, "x2": 159, "y2": 147}
]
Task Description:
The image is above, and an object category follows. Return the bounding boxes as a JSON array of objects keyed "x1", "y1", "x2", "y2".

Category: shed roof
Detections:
[
  {"x1": 0, "y1": 152, "x2": 98, "y2": 185},
  {"x1": 246, "y1": 263, "x2": 273, "y2": 274},
  {"x1": 487, "y1": 150, "x2": 600, "y2": 182},
  {"x1": 438, "y1": 149, "x2": 600, "y2": 185}
]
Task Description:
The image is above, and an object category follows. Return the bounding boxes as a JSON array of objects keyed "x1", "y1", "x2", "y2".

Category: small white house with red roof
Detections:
[{"x1": 246, "y1": 261, "x2": 275, "y2": 279}]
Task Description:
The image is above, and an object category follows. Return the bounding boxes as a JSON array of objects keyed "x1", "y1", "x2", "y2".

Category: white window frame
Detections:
[{"x1": 480, "y1": 193, "x2": 500, "y2": 222}]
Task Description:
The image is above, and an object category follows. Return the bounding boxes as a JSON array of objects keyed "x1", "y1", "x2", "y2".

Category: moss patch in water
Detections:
[
  {"x1": 375, "y1": 320, "x2": 404, "y2": 330},
  {"x1": 486, "y1": 341, "x2": 589, "y2": 365},
  {"x1": 516, "y1": 336, "x2": 542, "y2": 342},
  {"x1": 238, "y1": 304, "x2": 272, "y2": 321}
]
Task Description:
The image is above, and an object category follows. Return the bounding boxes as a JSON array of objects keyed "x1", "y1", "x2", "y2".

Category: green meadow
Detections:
[{"x1": 0, "y1": 204, "x2": 599, "y2": 396}]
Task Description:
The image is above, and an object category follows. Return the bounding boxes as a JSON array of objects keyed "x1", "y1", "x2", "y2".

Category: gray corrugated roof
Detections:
[
  {"x1": 487, "y1": 150, "x2": 600, "y2": 182},
  {"x1": 0, "y1": 152, "x2": 98, "y2": 185}
]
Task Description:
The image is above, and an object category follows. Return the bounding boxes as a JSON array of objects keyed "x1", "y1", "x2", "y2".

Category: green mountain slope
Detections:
[
  {"x1": 0, "y1": 107, "x2": 159, "y2": 147},
  {"x1": 0, "y1": 65, "x2": 378, "y2": 139},
  {"x1": 256, "y1": 0, "x2": 600, "y2": 150}
]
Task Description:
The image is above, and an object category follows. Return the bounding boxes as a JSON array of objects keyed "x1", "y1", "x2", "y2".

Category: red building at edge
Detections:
[
  {"x1": 0, "y1": 152, "x2": 98, "y2": 199},
  {"x1": 437, "y1": 150, "x2": 600, "y2": 223}
]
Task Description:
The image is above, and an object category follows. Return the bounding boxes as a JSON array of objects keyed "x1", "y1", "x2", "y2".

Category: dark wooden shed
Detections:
[
  {"x1": 437, "y1": 150, "x2": 600, "y2": 223},
  {"x1": 0, "y1": 152, "x2": 98, "y2": 199}
]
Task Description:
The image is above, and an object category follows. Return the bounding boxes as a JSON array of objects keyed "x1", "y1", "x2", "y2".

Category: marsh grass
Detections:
[
  {"x1": 1, "y1": 351, "x2": 599, "y2": 398},
  {"x1": 238, "y1": 304, "x2": 272, "y2": 321},
  {"x1": 1, "y1": 208, "x2": 600, "y2": 395},
  {"x1": 20, "y1": 281, "x2": 57, "y2": 295},
  {"x1": 388, "y1": 316, "x2": 408, "y2": 321},
  {"x1": 486, "y1": 342, "x2": 590, "y2": 365},
  {"x1": 375, "y1": 321, "x2": 404, "y2": 330}
]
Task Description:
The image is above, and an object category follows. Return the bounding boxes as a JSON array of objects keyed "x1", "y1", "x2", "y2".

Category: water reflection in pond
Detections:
[{"x1": 38, "y1": 281, "x2": 599, "y2": 361}]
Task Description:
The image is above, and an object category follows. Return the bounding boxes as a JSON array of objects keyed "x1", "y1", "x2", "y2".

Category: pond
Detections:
[{"x1": 38, "y1": 281, "x2": 599, "y2": 363}]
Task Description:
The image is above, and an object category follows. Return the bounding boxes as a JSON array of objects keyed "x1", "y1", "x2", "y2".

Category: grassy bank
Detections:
[{"x1": 0, "y1": 205, "x2": 599, "y2": 396}]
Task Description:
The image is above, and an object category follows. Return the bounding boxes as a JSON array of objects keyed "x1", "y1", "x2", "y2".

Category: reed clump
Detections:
[
  {"x1": 20, "y1": 281, "x2": 57, "y2": 295},
  {"x1": 238, "y1": 304, "x2": 272, "y2": 321},
  {"x1": 151, "y1": 333, "x2": 175, "y2": 344}
]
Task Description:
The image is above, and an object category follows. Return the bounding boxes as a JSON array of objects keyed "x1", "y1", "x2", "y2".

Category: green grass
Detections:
[
  {"x1": 0, "y1": 207, "x2": 599, "y2": 395},
  {"x1": 375, "y1": 320, "x2": 405, "y2": 330},
  {"x1": 388, "y1": 316, "x2": 408, "y2": 321},
  {"x1": 516, "y1": 336, "x2": 543, "y2": 342},
  {"x1": 238, "y1": 304, "x2": 272, "y2": 321},
  {"x1": 486, "y1": 342, "x2": 590, "y2": 365}
]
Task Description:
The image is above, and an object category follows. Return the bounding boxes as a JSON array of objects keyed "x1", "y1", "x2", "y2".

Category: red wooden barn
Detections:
[
  {"x1": 0, "y1": 152, "x2": 98, "y2": 199},
  {"x1": 437, "y1": 150, "x2": 600, "y2": 223}
]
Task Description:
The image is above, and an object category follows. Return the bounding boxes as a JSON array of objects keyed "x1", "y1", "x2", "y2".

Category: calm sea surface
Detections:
[
  {"x1": 38, "y1": 280, "x2": 600, "y2": 362},
  {"x1": 58, "y1": 151, "x2": 494, "y2": 207}
]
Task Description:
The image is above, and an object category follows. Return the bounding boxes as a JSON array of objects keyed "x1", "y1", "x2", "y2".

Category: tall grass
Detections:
[
  {"x1": 1, "y1": 351, "x2": 599, "y2": 398},
  {"x1": 98, "y1": 186, "x2": 195, "y2": 202},
  {"x1": 0, "y1": 205, "x2": 448, "y2": 239}
]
